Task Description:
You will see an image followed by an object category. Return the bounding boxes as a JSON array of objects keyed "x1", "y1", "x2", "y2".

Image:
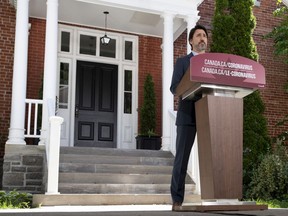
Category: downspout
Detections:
[{"x1": 9, "y1": 0, "x2": 17, "y2": 8}]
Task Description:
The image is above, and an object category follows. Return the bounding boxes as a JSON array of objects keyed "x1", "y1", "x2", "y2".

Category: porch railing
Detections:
[
  {"x1": 46, "y1": 98, "x2": 63, "y2": 194},
  {"x1": 168, "y1": 109, "x2": 200, "y2": 194},
  {"x1": 25, "y1": 98, "x2": 63, "y2": 194},
  {"x1": 168, "y1": 109, "x2": 177, "y2": 155},
  {"x1": 25, "y1": 99, "x2": 43, "y2": 138}
]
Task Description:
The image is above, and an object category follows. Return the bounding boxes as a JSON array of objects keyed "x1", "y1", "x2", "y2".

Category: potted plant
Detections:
[{"x1": 136, "y1": 73, "x2": 161, "y2": 150}]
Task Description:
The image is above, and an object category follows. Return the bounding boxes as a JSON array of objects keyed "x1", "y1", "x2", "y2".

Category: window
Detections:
[
  {"x1": 79, "y1": 34, "x2": 96, "y2": 55},
  {"x1": 124, "y1": 70, "x2": 132, "y2": 114},
  {"x1": 100, "y1": 38, "x2": 116, "y2": 58},
  {"x1": 61, "y1": 31, "x2": 70, "y2": 52},
  {"x1": 59, "y1": 62, "x2": 69, "y2": 109},
  {"x1": 124, "y1": 41, "x2": 133, "y2": 60}
]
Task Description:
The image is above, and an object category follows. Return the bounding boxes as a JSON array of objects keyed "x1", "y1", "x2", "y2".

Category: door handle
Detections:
[{"x1": 75, "y1": 104, "x2": 79, "y2": 118}]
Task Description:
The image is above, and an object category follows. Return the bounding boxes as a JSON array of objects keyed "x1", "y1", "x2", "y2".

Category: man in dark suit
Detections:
[{"x1": 170, "y1": 24, "x2": 208, "y2": 211}]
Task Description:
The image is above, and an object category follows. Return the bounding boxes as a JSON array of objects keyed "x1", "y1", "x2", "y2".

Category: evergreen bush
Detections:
[
  {"x1": 140, "y1": 73, "x2": 156, "y2": 136},
  {"x1": 243, "y1": 91, "x2": 270, "y2": 191},
  {"x1": 246, "y1": 143, "x2": 288, "y2": 200},
  {"x1": 211, "y1": 0, "x2": 271, "y2": 197}
]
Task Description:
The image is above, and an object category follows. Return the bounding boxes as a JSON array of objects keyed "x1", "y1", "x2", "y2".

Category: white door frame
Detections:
[{"x1": 57, "y1": 24, "x2": 138, "y2": 149}]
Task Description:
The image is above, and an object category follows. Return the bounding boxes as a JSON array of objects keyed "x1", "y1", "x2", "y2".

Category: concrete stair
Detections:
[{"x1": 33, "y1": 147, "x2": 200, "y2": 206}]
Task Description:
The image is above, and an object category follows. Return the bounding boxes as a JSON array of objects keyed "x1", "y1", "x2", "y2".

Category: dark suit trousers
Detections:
[{"x1": 170, "y1": 125, "x2": 196, "y2": 203}]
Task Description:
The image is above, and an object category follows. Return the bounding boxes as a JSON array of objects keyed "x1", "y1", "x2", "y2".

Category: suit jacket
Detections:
[{"x1": 170, "y1": 52, "x2": 200, "y2": 126}]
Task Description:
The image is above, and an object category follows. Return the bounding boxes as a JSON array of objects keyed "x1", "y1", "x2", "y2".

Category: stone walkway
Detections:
[{"x1": 0, "y1": 205, "x2": 287, "y2": 216}]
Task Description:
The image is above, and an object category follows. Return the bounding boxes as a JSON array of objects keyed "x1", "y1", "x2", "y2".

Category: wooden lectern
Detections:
[{"x1": 175, "y1": 53, "x2": 267, "y2": 211}]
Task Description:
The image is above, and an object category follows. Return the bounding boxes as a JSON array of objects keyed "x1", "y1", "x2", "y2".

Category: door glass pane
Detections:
[
  {"x1": 125, "y1": 41, "x2": 133, "y2": 60},
  {"x1": 60, "y1": 63, "x2": 69, "y2": 85},
  {"x1": 124, "y1": 70, "x2": 132, "y2": 114},
  {"x1": 124, "y1": 70, "x2": 132, "y2": 91},
  {"x1": 61, "y1": 31, "x2": 70, "y2": 52},
  {"x1": 59, "y1": 62, "x2": 69, "y2": 109},
  {"x1": 124, "y1": 93, "x2": 132, "y2": 114},
  {"x1": 100, "y1": 38, "x2": 116, "y2": 58},
  {"x1": 80, "y1": 35, "x2": 96, "y2": 55}
]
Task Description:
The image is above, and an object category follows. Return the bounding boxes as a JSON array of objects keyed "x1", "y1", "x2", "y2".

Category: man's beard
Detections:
[
  {"x1": 193, "y1": 41, "x2": 207, "y2": 52},
  {"x1": 197, "y1": 42, "x2": 207, "y2": 52}
]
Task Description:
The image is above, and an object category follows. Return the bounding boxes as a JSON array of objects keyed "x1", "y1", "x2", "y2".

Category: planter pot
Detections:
[{"x1": 136, "y1": 136, "x2": 161, "y2": 150}]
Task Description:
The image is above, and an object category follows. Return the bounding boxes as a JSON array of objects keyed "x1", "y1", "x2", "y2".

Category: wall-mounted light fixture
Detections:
[
  {"x1": 9, "y1": 0, "x2": 17, "y2": 8},
  {"x1": 254, "y1": 0, "x2": 261, "y2": 7},
  {"x1": 100, "y1": 11, "x2": 111, "y2": 45}
]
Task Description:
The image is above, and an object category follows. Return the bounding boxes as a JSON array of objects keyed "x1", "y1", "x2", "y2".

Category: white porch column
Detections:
[
  {"x1": 184, "y1": 14, "x2": 201, "y2": 194},
  {"x1": 6, "y1": 0, "x2": 30, "y2": 145},
  {"x1": 39, "y1": 0, "x2": 59, "y2": 145},
  {"x1": 185, "y1": 15, "x2": 200, "y2": 54},
  {"x1": 161, "y1": 12, "x2": 175, "y2": 151}
]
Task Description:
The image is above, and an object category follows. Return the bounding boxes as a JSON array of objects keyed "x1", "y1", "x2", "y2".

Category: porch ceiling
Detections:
[{"x1": 29, "y1": 0, "x2": 204, "y2": 38}]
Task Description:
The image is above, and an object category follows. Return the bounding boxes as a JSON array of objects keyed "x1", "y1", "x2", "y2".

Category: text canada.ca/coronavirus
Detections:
[{"x1": 204, "y1": 59, "x2": 253, "y2": 71}]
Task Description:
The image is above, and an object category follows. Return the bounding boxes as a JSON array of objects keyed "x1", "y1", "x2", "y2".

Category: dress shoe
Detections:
[{"x1": 172, "y1": 202, "x2": 182, "y2": 211}]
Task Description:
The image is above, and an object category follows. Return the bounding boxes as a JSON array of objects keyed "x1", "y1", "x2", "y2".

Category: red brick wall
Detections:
[
  {"x1": 2, "y1": 0, "x2": 288, "y2": 149},
  {"x1": 26, "y1": 19, "x2": 165, "y2": 137},
  {"x1": 196, "y1": 0, "x2": 288, "y2": 140},
  {"x1": 26, "y1": 21, "x2": 165, "y2": 136},
  {"x1": 138, "y1": 36, "x2": 163, "y2": 136},
  {"x1": 27, "y1": 18, "x2": 46, "y2": 99},
  {"x1": 0, "y1": 0, "x2": 16, "y2": 157},
  {"x1": 173, "y1": 31, "x2": 187, "y2": 110},
  {"x1": 27, "y1": 0, "x2": 288, "y2": 140},
  {"x1": 253, "y1": 1, "x2": 288, "y2": 139}
]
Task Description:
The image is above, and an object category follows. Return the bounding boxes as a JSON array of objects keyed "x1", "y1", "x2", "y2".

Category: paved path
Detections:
[{"x1": 0, "y1": 205, "x2": 287, "y2": 216}]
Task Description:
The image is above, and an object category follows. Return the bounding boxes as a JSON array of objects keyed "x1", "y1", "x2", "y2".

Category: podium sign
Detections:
[
  {"x1": 191, "y1": 53, "x2": 265, "y2": 89},
  {"x1": 176, "y1": 53, "x2": 265, "y2": 100}
]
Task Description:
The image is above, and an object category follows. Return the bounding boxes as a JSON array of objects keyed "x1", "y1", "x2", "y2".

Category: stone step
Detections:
[
  {"x1": 59, "y1": 173, "x2": 193, "y2": 184},
  {"x1": 59, "y1": 163, "x2": 173, "y2": 174},
  {"x1": 60, "y1": 154, "x2": 174, "y2": 166},
  {"x1": 58, "y1": 183, "x2": 195, "y2": 194},
  {"x1": 50, "y1": 147, "x2": 198, "y2": 207},
  {"x1": 60, "y1": 146, "x2": 173, "y2": 158},
  {"x1": 33, "y1": 194, "x2": 201, "y2": 206}
]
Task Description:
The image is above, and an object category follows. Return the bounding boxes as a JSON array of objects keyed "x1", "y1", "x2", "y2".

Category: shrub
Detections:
[
  {"x1": 210, "y1": 0, "x2": 271, "y2": 196},
  {"x1": 243, "y1": 91, "x2": 271, "y2": 193},
  {"x1": 273, "y1": 115, "x2": 288, "y2": 146},
  {"x1": 0, "y1": 190, "x2": 32, "y2": 209},
  {"x1": 140, "y1": 73, "x2": 156, "y2": 136},
  {"x1": 246, "y1": 143, "x2": 288, "y2": 200}
]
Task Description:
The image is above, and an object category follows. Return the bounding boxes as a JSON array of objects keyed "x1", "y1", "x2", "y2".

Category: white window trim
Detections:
[{"x1": 58, "y1": 24, "x2": 139, "y2": 149}]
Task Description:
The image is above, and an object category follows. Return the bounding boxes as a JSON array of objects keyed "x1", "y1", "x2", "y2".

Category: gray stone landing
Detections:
[{"x1": 3, "y1": 146, "x2": 199, "y2": 206}]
